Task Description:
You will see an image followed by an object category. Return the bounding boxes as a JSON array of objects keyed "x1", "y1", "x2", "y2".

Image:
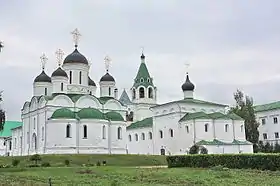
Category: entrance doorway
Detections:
[{"x1": 160, "y1": 148, "x2": 165, "y2": 155}]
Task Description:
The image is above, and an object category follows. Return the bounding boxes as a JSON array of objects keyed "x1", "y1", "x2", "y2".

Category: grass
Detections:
[
  {"x1": 0, "y1": 166, "x2": 280, "y2": 185},
  {"x1": 0, "y1": 154, "x2": 167, "y2": 167}
]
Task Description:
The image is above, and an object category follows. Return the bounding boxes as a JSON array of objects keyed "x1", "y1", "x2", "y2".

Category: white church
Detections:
[{"x1": 1, "y1": 29, "x2": 253, "y2": 156}]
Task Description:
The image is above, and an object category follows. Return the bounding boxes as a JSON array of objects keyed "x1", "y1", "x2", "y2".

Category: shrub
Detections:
[
  {"x1": 96, "y1": 161, "x2": 101, "y2": 166},
  {"x1": 29, "y1": 154, "x2": 41, "y2": 165},
  {"x1": 102, "y1": 160, "x2": 107, "y2": 166},
  {"x1": 189, "y1": 145, "x2": 199, "y2": 154},
  {"x1": 166, "y1": 154, "x2": 280, "y2": 171},
  {"x1": 274, "y1": 143, "x2": 280, "y2": 153},
  {"x1": 12, "y1": 159, "x2": 20, "y2": 167},
  {"x1": 64, "y1": 159, "x2": 70, "y2": 166},
  {"x1": 200, "y1": 147, "x2": 208, "y2": 154},
  {"x1": 41, "y1": 162, "x2": 51, "y2": 167}
]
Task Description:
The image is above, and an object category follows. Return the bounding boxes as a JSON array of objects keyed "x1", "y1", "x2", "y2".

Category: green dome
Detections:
[
  {"x1": 51, "y1": 108, "x2": 75, "y2": 119},
  {"x1": 77, "y1": 108, "x2": 105, "y2": 120},
  {"x1": 105, "y1": 111, "x2": 124, "y2": 121}
]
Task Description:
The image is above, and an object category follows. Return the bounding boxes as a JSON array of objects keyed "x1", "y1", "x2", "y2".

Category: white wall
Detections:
[
  {"x1": 11, "y1": 127, "x2": 23, "y2": 156},
  {"x1": 127, "y1": 128, "x2": 153, "y2": 154}
]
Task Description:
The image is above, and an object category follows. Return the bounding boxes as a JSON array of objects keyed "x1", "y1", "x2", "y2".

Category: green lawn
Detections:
[{"x1": 0, "y1": 166, "x2": 280, "y2": 186}]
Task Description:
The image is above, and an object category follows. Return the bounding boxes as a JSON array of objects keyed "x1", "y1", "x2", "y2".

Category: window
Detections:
[
  {"x1": 9, "y1": 141, "x2": 12, "y2": 150},
  {"x1": 148, "y1": 87, "x2": 153, "y2": 98},
  {"x1": 42, "y1": 127, "x2": 44, "y2": 141},
  {"x1": 147, "y1": 78, "x2": 150, "y2": 83},
  {"x1": 139, "y1": 87, "x2": 145, "y2": 98},
  {"x1": 69, "y1": 71, "x2": 72, "y2": 84},
  {"x1": 83, "y1": 125, "x2": 87, "y2": 138},
  {"x1": 44, "y1": 88, "x2": 47, "y2": 95},
  {"x1": 204, "y1": 124, "x2": 209, "y2": 132},
  {"x1": 263, "y1": 133, "x2": 267, "y2": 140},
  {"x1": 225, "y1": 124, "x2": 229, "y2": 132},
  {"x1": 140, "y1": 78, "x2": 144, "y2": 83},
  {"x1": 148, "y1": 132, "x2": 152, "y2": 139},
  {"x1": 241, "y1": 125, "x2": 244, "y2": 132},
  {"x1": 90, "y1": 91, "x2": 92, "y2": 95},
  {"x1": 141, "y1": 133, "x2": 145, "y2": 140},
  {"x1": 109, "y1": 87, "x2": 111, "y2": 96},
  {"x1": 159, "y1": 130, "x2": 163, "y2": 138},
  {"x1": 66, "y1": 124, "x2": 71, "y2": 138},
  {"x1": 102, "y1": 125, "x2": 106, "y2": 139},
  {"x1": 261, "y1": 118, "x2": 266, "y2": 125},
  {"x1": 274, "y1": 117, "x2": 278, "y2": 124},
  {"x1": 79, "y1": 71, "x2": 82, "y2": 84},
  {"x1": 186, "y1": 125, "x2": 189, "y2": 133},
  {"x1": 117, "y1": 127, "x2": 122, "y2": 139},
  {"x1": 128, "y1": 135, "x2": 132, "y2": 142},
  {"x1": 33, "y1": 118, "x2": 36, "y2": 129},
  {"x1": 135, "y1": 134, "x2": 138, "y2": 141},
  {"x1": 132, "y1": 89, "x2": 136, "y2": 99},
  {"x1": 14, "y1": 138, "x2": 16, "y2": 149},
  {"x1": 20, "y1": 136, "x2": 22, "y2": 148},
  {"x1": 169, "y1": 129, "x2": 174, "y2": 137},
  {"x1": 61, "y1": 83, "x2": 64, "y2": 91},
  {"x1": 275, "y1": 132, "x2": 279, "y2": 139},
  {"x1": 27, "y1": 132, "x2": 30, "y2": 144}
]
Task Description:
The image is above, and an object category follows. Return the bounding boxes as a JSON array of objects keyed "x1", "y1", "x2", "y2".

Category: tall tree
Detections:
[
  {"x1": 0, "y1": 91, "x2": 5, "y2": 131},
  {"x1": 230, "y1": 89, "x2": 259, "y2": 144}
]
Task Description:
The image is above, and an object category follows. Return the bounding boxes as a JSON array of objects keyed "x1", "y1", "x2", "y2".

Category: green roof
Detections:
[
  {"x1": 0, "y1": 121, "x2": 22, "y2": 137},
  {"x1": 179, "y1": 112, "x2": 244, "y2": 122},
  {"x1": 133, "y1": 60, "x2": 154, "y2": 88},
  {"x1": 119, "y1": 89, "x2": 132, "y2": 105},
  {"x1": 105, "y1": 111, "x2": 124, "y2": 121},
  {"x1": 127, "y1": 117, "x2": 153, "y2": 130},
  {"x1": 254, "y1": 101, "x2": 280, "y2": 112},
  {"x1": 51, "y1": 108, "x2": 76, "y2": 119},
  {"x1": 152, "y1": 98, "x2": 227, "y2": 108},
  {"x1": 77, "y1": 108, "x2": 105, "y2": 120},
  {"x1": 196, "y1": 139, "x2": 251, "y2": 146}
]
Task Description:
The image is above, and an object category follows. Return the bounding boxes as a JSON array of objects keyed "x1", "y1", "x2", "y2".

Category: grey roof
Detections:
[
  {"x1": 88, "y1": 76, "x2": 96, "y2": 86},
  {"x1": 51, "y1": 67, "x2": 68, "y2": 78},
  {"x1": 181, "y1": 74, "x2": 195, "y2": 91},
  {"x1": 34, "y1": 71, "x2": 51, "y2": 83},
  {"x1": 63, "y1": 48, "x2": 88, "y2": 65},
  {"x1": 119, "y1": 89, "x2": 132, "y2": 105},
  {"x1": 100, "y1": 72, "x2": 115, "y2": 82}
]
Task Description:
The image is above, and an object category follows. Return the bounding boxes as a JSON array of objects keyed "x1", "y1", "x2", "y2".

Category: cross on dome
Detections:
[
  {"x1": 40, "y1": 54, "x2": 48, "y2": 70},
  {"x1": 104, "y1": 55, "x2": 111, "y2": 72},
  {"x1": 55, "y1": 49, "x2": 64, "y2": 67},
  {"x1": 185, "y1": 63, "x2": 190, "y2": 74},
  {"x1": 71, "y1": 28, "x2": 81, "y2": 48}
]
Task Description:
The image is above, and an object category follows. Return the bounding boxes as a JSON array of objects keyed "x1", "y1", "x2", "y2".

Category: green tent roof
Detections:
[
  {"x1": 0, "y1": 121, "x2": 22, "y2": 137},
  {"x1": 133, "y1": 59, "x2": 154, "y2": 88},
  {"x1": 127, "y1": 117, "x2": 153, "y2": 130},
  {"x1": 105, "y1": 111, "x2": 124, "y2": 121},
  {"x1": 51, "y1": 108, "x2": 76, "y2": 119},
  {"x1": 77, "y1": 108, "x2": 105, "y2": 120}
]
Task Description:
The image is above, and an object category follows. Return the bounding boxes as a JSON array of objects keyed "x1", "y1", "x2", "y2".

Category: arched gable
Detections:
[
  {"x1": 38, "y1": 96, "x2": 47, "y2": 108},
  {"x1": 76, "y1": 95, "x2": 101, "y2": 109},
  {"x1": 104, "y1": 99, "x2": 122, "y2": 110},
  {"x1": 48, "y1": 94, "x2": 74, "y2": 107},
  {"x1": 22, "y1": 101, "x2": 30, "y2": 113},
  {"x1": 29, "y1": 97, "x2": 38, "y2": 111}
]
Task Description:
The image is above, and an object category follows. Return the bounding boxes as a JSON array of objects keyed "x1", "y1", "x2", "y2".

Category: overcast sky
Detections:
[{"x1": 1, "y1": 0, "x2": 280, "y2": 121}]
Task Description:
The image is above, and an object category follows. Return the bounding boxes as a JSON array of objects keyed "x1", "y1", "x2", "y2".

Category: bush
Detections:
[
  {"x1": 12, "y1": 159, "x2": 20, "y2": 167},
  {"x1": 29, "y1": 154, "x2": 41, "y2": 165},
  {"x1": 96, "y1": 161, "x2": 101, "y2": 166},
  {"x1": 166, "y1": 154, "x2": 280, "y2": 171},
  {"x1": 64, "y1": 159, "x2": 70, "y2": 166},
  {"x1": 200, "y1": 147, "x2": 208, "y2": 154},
  {"x1": 189, "y1": 145, "x2": 199, "y2": 154},
  {"x1": 41, "y1": 162, "x2": 51, "y2": 167}
]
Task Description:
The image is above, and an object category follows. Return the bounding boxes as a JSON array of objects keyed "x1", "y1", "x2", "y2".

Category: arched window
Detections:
[
  {"x1": 117, "y1": 127, "x2": 122, "y2": 139},
  {"x1": 61, "y1": 83, "x2": 64, "y2": 91},
  {"x1": 9, "y1": 141, "x2": 12, "y2": 150},
  {"x1": 32, "y1": 133, "x2": 37, "y2": 150},
  {"x1": 66, "y1": 124, "x2": 71, "y2": 138},
  {"x1": 135, "y1": 134, "x2": 139, "y2": 141},
  {"x1": 225, "y1": 124, "x2": 229, "y2": 132},
  {"x1": 141, "y1": 133, "x2": 145, "y2": 140},
  {"x1": 148, "y1": 132, "x2": 152, "y2": 139},
  {"x1": 204, "y1": 124, "x2": 209, "y2": 132},
  {"x1": 79, "y1": 71, "x2": 82, "y2": 84},
  {"x1": 147, "y1": 78, "x2": 150, "y2": 83},
  {"x1": 132, "y1": 88, "x2": 136, "y2": 99},
  {"x1": 148, "y1": 87, "x2": 153, "y2": 98},
  {"x1": 27, "y1": 132, "x2": 30, "y2": 144},
  {"x1": 128, "y1": 134, "x2": 132, "y2": 142},
  {"x1": 109, "y1": 87, "x2": 111, "y2": 96},
  {"x1": 169, "y1": 129, "x2": 174, "y2": 137},
  {"x1": 33, "y1": 118, "x2": 36, "y2": 129},
  {"x1": 102, "y1": 125, "x2": 106, "y2": 139},
  {"x1": 90, "y1": 91, "x2": 92, "y2": 95},
  {"x1": 83, "y1": 125, "x2": 87, "y2": 138},
  {"x1": 139, "y1": 87, "x2": 145, "y2": 98},
  {"x1": 186, "y1": 125, "x2": 189, "y2": 133},
  {"x1": 69, "y1": 71, "x2": 72, "y2": 84},
  {"x1": 41, "y1": 127, "x2": 44, "y2": 141},
  {"x1": 140, "y1": 78, "x2": 144, "y2": 83},
  {"x1": 159, "y1": 130, "x2": 163, "y2": 138},
  {"x1": 44, "y1": 88, "x2": 47, "y2": 95},
  {"x1": 241, "y1": 125, "x2": 244, "y2": 132}
]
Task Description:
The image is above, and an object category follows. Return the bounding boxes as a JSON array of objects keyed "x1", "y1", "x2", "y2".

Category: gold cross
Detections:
[{"x1": 40, "y1": 54, "x2": 48, "y2": 70}]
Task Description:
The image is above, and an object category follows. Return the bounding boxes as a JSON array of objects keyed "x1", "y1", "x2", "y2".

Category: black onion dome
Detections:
[
  {"x1": 51, "y1": 67, "x2": 68, "y2": 78},
  {"x1": 100, "y1": 72, "x2": 115, "y2": 82},
  {"x1": 181, "y1": 74, "x2": 195, "y2": 91},
  {"x1": 88, "y1": 76, "x2": 96, "y2": 86},
  {"x1": 63, "y1": 48, "x2": 88, "y2": 65},
  {"x1": 34, "y1": 71, "x2": 51, "y2": 83}
]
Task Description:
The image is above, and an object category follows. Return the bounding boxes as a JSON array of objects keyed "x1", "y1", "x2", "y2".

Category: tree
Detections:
[
  {"x1": 230, "y1": 89, "x2": 259, "y2": 145},
  {"x1": 189, "y1": 144, "x2": 199, "y2": 154},
  {"x1": 274, "y1": 142, "x2": 280, "y2": 153},
  {"x1": 200, "y1": 146, "x2": 208, "y2": 154},
  {"x1": 29, "y1": 154, "x2": 41, "y2": 165},
  {"x1": 0, "y1": 91, "x2": 5, "y2": 131},
  {"x1": 263, "y1": 142, "x2": 273, "y2": 153}
]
